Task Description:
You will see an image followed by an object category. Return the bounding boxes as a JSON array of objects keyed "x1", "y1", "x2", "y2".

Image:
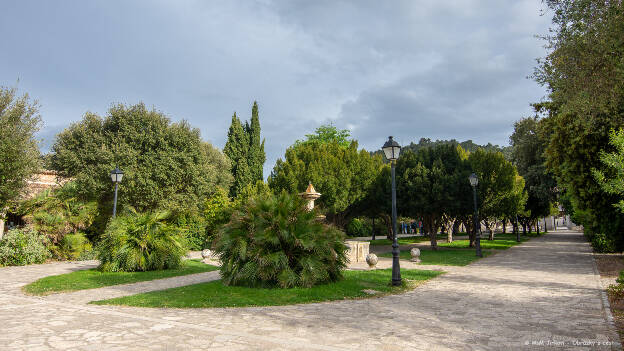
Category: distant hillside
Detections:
[{"x1": 373, "y1": 138, "x2": 512, "y2": 161}]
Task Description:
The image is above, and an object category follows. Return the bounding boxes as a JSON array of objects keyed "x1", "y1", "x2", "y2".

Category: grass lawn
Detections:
[
  {"x1": 379, "y1": 248, "x2": 492, "y2": 266},
  {"x1": 369, "y1": 234, "x2": 448, "y2": 246},
  {"x1": 23, "y1": 259, "x2": 219, "y2": 296},
  {"x1": 439, "y1": 233, "x2": 536, "y2": 250},
  {"x1": 91, "y1": 268, "x2": 442, "y2": 308}
]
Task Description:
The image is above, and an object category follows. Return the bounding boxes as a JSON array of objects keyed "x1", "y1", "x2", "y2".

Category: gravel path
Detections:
[{"x1": 0, "y1": 229, "x2": 620, "y2": 350}]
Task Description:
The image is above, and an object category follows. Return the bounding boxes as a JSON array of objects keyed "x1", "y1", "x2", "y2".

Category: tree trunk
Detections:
[
  {"x1": 502, "y1": 218, "x2": 507, "y2": 233},
  {"x1": 484, "y1": 220, "x2": 494, "y2": 240},
  {"x1": 449, "y1": 220, "x2": 458, "y2": 243},
  {"x1": 427, "y1": 218, "x2": 438, "y2": 250},
  {"x1": 0, "y1": 209, "x2": 5, "y2": 240},
  {"x1": 371, "y1": 218, "x2": 376, "y2": 240},
  {"x1": 522, "y1": 223, "x2": 527, "y2": 235}
]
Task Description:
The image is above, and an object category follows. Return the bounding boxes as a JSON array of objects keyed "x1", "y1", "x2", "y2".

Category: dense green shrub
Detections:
[
  {"x1": 58, "y1": 232, "x2": 93, "y2": 260},
  {"x1": 0, "y1": 229, "x2": 50, "y2": 266},
  {"x1": 97, "y1": 210, "x2": 188, "y2": 272},
  {"x1": 203, "y1": 188, "x2": 235, "y2": 245},
  {"x1": 214, "y1": 191, "x2": 347, "y2": 288},
  {"x1": 589, "y1": 232, "x2": 616, "y2": 253},
  {"x1": 173, "y1": 212, "x2": 207, "y2": 251},
  {"x1": 346, "y1": 218, "x2": 372, "y2": 237}
]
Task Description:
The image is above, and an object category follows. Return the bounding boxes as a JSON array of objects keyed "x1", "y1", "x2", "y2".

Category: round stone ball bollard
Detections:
[
  {"x1": 201, "y1": 249, "x2": 212, "y2": 259},
  {"x1": 410, "y1": 248, "x2": 421, "y2": 263},
  {"x1": 365, "y1": 253, "x2": 378, "y2": 269}
]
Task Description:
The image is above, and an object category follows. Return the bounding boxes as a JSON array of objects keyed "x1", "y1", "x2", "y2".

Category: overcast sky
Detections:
[{"x1": 1, "y1": 0, "x2": 551, "y2": 178}]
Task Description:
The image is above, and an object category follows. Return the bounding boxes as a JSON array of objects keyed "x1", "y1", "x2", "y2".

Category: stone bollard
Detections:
[
  {"x1": 366, "y1": 253, "x2": 378, "y2": 269},
  {"x1": 201, "y1": 249, "x2": 214, "y2": 264},
  {"x1": 201, "y1": 249, "x2": 212, "y2": 259},
  {"x1": 410, "y1": 248, "x2": 421, "y2": 263}
]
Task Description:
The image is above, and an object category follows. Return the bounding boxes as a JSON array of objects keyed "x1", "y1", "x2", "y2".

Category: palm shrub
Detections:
[
  {"x1": 19, "y1": 181, "x2": 97, "y2": 245},
  {"x1": 213, "y1": 191, "x2": 348, "y2": 288},
  {"x1": 97, "y1": 210, "x2": 187, "y2": 272}
]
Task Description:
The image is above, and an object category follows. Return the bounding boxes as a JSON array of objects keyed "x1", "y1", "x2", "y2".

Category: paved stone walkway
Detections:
[{"x1": 0, "y1": 229, "x2": 620, "y2": 350}]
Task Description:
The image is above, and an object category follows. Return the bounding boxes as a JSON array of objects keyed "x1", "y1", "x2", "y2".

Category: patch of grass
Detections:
[
  {"x1": 379, "y1": 248, "x2": 492, "y2": 266},
  {"x1": 439, "y1": 233, "x2": 529, "y2": 250},
  {"x1": 369, "y1": 234, "x2": 447, "y2": 246},
  {"x1": 23, "y1": 260, "x2": 219, "y2": 296},
  {"x1": 91, "y1": 269, "x2": 442, "y2": 308}
]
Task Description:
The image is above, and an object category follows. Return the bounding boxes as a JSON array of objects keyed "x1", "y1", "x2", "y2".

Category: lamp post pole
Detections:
[
  {"x1": 391, "y1": 160, "x2": 401, "y2": 286},
  {"x1": 472, "y1": 183, "x2": 483, "y2": 258},
  {"x1": 382, "y1": 136, "x2": 402, "y2": 286},
  {"x1": 110, "y1": 166, "x2": 124, "y2": 218},
  {"x1": 112, "y1": 182, "x2": 119, "y2": 218}
]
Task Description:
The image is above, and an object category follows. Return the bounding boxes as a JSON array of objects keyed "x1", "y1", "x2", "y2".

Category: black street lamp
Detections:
[
  {"x1": 469, "y1": 173, "x2": 483, "y2": 258},
  {"x1": 382, "y1": 136, "x2": 402, "y2": 286},
  {"x1": 110, "y1": 167, "x2": 124, "y2": 218}
]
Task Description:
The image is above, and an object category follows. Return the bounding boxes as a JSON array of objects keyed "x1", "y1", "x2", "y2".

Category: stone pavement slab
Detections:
[{"x1": 0, "y1": 229, "x2": 620, "y2": 350}]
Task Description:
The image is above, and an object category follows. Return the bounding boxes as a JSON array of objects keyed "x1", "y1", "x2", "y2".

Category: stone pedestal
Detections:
[{"x1": 345, "y1": 241, "x2": 370, "y2": 263}]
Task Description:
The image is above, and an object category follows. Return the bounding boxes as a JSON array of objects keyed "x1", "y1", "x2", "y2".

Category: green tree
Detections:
[
  {"x1": 395, "y1": 143, "x2": 472, "y2": 248},
  {"x1": 468, "y1": 149, "x2": 522, "y2": 239},
  {"x1": 51, "y1": 103, "x2": 231, "y2": 217},
  {"x1": 269, "y1": 139, "x2": 382, "y2": 227},
  {"x1": 296, "y1": 123, "x2": 352, "y2": 148},
  {"x1": 510, "y1": 117, "x2": 556, "y2": 230},
  {"x1": 0, "y1": 86, "x2": 42, "y2": 239},
  {"x1": 594, "y1": 129, "x2": 624, "y2": 214},
  {"x1": 533, "y1": 0, "x2": 624, "y2": 248},
  {"x1": 224, "y1": 113, "x2": 251, "y2": 197},
  {"x1": 224, "y1": 102, "x2": 266, "y2": 197},
  {"x1": 246, "y1": 101, "x2": 266, "y2": 183}
]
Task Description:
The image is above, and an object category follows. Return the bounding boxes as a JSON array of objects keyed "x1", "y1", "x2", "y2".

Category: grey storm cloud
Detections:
[{"x1": 0, "y1": 0, "x2": 551, "y2": 178}]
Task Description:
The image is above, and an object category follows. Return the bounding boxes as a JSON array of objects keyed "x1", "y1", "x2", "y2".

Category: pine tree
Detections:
[
  {"x1": 247, "y1": 101, "x2": 265, "y2": 182},
  {"x1": 224, "y1": 113, "x2": 251, "y2": 197}
]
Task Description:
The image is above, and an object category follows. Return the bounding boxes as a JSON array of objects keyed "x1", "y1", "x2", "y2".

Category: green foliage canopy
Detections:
[
  {"x1": 594, "y1": 129, "x2": 624, "y2": 214},
  {"x1": 0, "y1": 86, "x2": 41, "y2": 209},
  {"x1": 296, "y1": 123, "x2": 352, "y2": 148},
  {"x1": 224, "y1": 102, "x2": 266, "y2": 197},
  {"x1": 51, "y1": 103, "x2": 232, "y2": 214},
  {"x1": 395, "y1": 144, "x2": 472, "y2": 247},
  {"x1": 468, "y1": 149, "x2": 523, "y2": 223},
  {"x1": 510, "y1": 117, "x2": 556, "y2": 220},
  {"x1": 269, "y1": 139, "x2": 383, "y2": 225},
  {"x1": 533, "y1": 0, "x2": 624, "y2": 247}
]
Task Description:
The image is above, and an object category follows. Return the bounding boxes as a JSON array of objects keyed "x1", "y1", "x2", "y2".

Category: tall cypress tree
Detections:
[
  {"x1": 224, "y1": 103, "x2": 266, "y2": 197},
  {"x1": 224, "y1": 113, "x2": 251, "y2": 197},
  {"x1": 247, "y1": 101, "x2": 265, "y2": 182}
]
